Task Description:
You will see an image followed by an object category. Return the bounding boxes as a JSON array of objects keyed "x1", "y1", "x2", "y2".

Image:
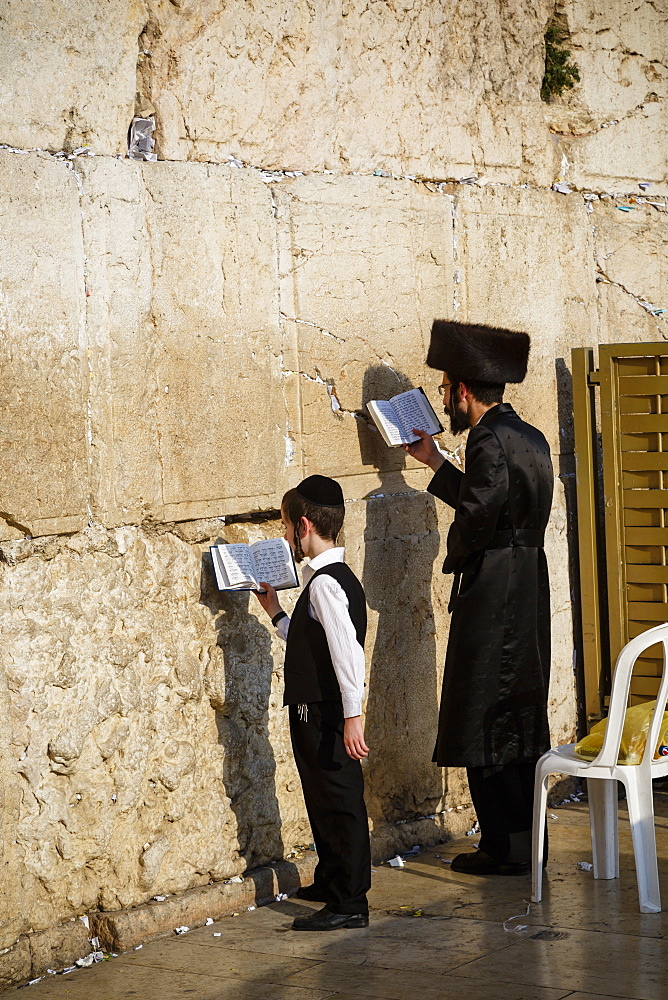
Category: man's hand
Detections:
[
  {"x1": 402, "y1": 428, "x2": 445, "y2": 472},
  {"x1": 344, "y1": 716, "x2": 369, "y2": 760},
  {"x1": 253, "y1": 582, "x2": 282, "y2": 620}
]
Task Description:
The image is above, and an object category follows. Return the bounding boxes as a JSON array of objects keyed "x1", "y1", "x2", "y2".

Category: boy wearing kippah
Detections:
[{"x1": 254, "y1": 475, "x2": 371, "y2": 931}]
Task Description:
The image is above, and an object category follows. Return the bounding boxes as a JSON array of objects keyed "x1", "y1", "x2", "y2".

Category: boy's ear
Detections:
[{"x1": 298, "y1": 515, "x2": 310, "y2": 538}]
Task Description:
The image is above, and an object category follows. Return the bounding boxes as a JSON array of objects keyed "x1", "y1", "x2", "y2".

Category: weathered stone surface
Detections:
[
  {"x1": 545, "y1": 1, "x2": 668, "y2": 193},
  {"x1": 0, "y1": 1, "x2": 144, "y2": 154},
  {"x1": 275, "y1": 174, "x2": 454, "y2": 488},
  {"x1": 0, "y1": 152, "x2": 89, "y2": 540},
  {"x1": 449, "y1": 184, "x2": 599, "y2": 453},
  {"x1": 27, "y1": 920, "x2": 91, "y2": 978},
  {"x1": 139, "y1": 0, "x2": 554, "y2": 183},
  {"x1": 591, "y1": 198, "x2": 668, "y2": 343},
  {"x1": 78, "y1": 158, "x2": 292, "y2": 525},
  {"x1": 0, "y1": 939, "x2": 30, "y2": 991}
]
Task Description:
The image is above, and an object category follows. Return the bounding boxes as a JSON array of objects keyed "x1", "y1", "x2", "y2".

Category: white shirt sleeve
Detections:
[
  {"x1": 308, "y1": 575, "x2": 366, "y2": 718},
  {"x1": 275, "y1": 615, "x2": 290, "y2": 641}
]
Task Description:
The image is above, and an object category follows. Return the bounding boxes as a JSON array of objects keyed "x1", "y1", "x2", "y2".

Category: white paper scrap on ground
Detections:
[
  {"x1": 388, "y1": 855, "x2": 405, "y2": 868},
  {"x1": 213, "y1": 932, "x2": 222, "y2": 937},
  {"x1": 503, "y1": 900, "x2": 531, "y2": 932},
  {"x1": 275, "y1": 893, "x2": 288, "y2": 901},
  {"x1": 134, "y1": 945, "x2": 143, "y2": 950},
  {"x1": 577, "y1": 861, "x2": 593, "y2": 871},
  {"x1": 205, "y1": 917, "x2": 214, "y2": 925},
  {"x1": 175, "y1": 926, "x2": 190, "y2": 934}
]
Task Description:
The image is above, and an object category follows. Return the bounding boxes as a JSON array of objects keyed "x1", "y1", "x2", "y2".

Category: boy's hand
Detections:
[
  {"x1": 344, "y1": 717, "x2": 369, "y2": 760},
  {"x1": 253, "y1": 582, "x2": 282, "y2": 619},
  {"x1": 402, "y1": 428, "x2": 444, "y2": 472}
]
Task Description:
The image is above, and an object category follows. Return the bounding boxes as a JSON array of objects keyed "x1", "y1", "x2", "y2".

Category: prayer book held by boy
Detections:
[{"x1": 210, "y1": 538, "x2": 298, "y2": 592}]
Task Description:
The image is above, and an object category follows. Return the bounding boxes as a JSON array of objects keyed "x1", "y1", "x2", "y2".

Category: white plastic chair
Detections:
[{"x1": 532, "y1": 622, "x2": 668, "y2": 913}]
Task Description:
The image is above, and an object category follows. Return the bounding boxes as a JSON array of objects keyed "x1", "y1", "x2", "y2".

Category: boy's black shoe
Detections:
[
  {"x1": 450, "y1": 850, "x2": 530, "y2": 876},
  {"x1": 292, "y1": 906, "x2": 369, "y2": 931},
  {"x1": 294, "y1": 884, "x2": 328, "y2": 902}
]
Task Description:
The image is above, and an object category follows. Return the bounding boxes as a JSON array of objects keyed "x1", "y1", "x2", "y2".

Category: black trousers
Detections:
[
  {"x1": 289, "y1": 700, "x2": 371, "y2": 915},
  {"x1": 466, "y1": 759, "x2": 547, "y2": 865}
]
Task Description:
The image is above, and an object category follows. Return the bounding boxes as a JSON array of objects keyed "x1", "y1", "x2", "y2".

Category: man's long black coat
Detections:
[{"x1": 427, "y1": 402, "x2": 554, "y2": 768}]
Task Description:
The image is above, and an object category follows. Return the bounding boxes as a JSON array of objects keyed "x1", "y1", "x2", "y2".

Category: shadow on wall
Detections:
[
  {"x1": 357, "y1": 366, "x2": 446, "y2": 842},
  {"x1": 555, "y1": 356, "x2": 597, "y2": 738},
  {"x1": 199, "y1": 558, "x2": 286, "y2": 874}
]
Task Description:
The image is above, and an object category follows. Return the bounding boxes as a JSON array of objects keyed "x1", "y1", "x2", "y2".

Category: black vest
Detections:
[{"x1": 283, "y1": 563, "x2": 367, "y2": 706}]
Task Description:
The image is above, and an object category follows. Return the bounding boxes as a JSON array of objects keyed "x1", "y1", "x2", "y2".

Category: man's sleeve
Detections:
[
  {"x1": 308, "y1": 576, "x2": 365, "y2": 719},
  {"x1": 427, "y1": 458, "x2": 465, "y2": 509},
  {"x1": 443, "y1": 427, "x2": 508, "y2": 573}
]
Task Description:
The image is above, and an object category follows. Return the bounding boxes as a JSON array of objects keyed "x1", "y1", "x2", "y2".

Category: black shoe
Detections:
[
  {"x1": 450, "y1": 851, "x2": 530, "y2": 877},
  {"x1": 294, "y1": 884, "x2": 328, "y2": 902},
  {"x1": 292, "y1": 906, "x2": 369, "y2": 931}
]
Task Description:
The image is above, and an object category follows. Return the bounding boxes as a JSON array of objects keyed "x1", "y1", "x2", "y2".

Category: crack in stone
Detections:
[
  {"x1": 278, "y1": 313, "x2": 345, "y2": 343},
  {"x1": 596, "y1": 266, "x2": 667, "y2": 321}
]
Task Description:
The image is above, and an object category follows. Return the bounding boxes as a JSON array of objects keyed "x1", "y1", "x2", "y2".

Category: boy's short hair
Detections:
[{"x1": 282, "y1": 488, "x2": 345, "y2": 543}]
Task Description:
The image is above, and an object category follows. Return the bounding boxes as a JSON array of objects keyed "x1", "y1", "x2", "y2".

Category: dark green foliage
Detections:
[{"x1": 541, "y1": 23, "x2": 581, "y2": 101}]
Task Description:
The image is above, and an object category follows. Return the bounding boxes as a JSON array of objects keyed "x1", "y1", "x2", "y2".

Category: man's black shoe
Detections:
[
  {"x1": 450, "y1": 850, "x2": 530, "y2": 876},
  {"x1": 292, "y1": 906, "x2": 369, "y2": 931},
  {"x1": 294, "y1": 884, "x2": 328, "y2": 902}
]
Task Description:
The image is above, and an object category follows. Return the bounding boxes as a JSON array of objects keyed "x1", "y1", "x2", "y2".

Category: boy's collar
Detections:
[{"x1": 303, "y1": 547, "x2": 345, "y2": 575}]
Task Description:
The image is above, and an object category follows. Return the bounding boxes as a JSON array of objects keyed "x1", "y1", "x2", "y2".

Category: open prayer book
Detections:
[
  {"x1": 211, "y1": 539, "x2": 299, "y2": 592},
  {"x1": 366, "y1": 387, "x2": 443, "y2": 447}
]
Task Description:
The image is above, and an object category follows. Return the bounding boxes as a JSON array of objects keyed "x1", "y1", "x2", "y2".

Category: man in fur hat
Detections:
[{"x1": 403, "y1": 321, "x2": 553, "y2": 875}]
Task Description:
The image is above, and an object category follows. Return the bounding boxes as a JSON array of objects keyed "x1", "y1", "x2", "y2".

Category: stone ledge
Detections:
[
  {"x1": 91, "y1": 854, "x2": 318, "y2": 954},
  {"x1": 1, "y1": 853, "x2": 316, "y2": 992}
]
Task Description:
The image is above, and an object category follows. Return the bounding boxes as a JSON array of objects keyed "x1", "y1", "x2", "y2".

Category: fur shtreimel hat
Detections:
[{"x1": 426, "y1": 321, "x2": 531, "y2": 384}]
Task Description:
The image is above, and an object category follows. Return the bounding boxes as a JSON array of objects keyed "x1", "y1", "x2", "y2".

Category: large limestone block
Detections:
[
  {"x1": 589, "y1": 198, "x2": 668, "y2": 344},
  {"x1": 140, "y1": 0, "x2": 553, "y2": 182},
  {"x1": 0, "y1": 152, "x2": 89, "y2": 540},
  {"x1": 275, "y1": 174, "x2": 454, "y2": 491},
  {"x1": 546, "y1": 1, "x2": 668, "y2": 192},
  {"x1": 79, "y1": 159, "x2": 292, "y2": 525},
  {"x1": 0, "y1": 1, "x2": 145, "y2": 154},
  {"x1": 450, "y1": 184, "x2": 599, "y2": 453}
]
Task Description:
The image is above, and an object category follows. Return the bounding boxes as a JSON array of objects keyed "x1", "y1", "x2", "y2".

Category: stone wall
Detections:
[{"x1": 0, "y1": 0, "x2": 667, "y2": 985}]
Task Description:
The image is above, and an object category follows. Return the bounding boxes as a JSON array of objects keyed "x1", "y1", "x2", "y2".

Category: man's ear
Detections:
[{"x1": 298, "y1": 515, "x2": 310, "y2": 538}]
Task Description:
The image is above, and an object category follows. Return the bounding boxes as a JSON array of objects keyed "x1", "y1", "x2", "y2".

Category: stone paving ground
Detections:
[{"x1": 18, "y1": 791, "x2": 668, "y2": 1000}]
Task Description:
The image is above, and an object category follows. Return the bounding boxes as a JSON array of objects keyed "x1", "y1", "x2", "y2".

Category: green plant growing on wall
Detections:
[{"x1": 541, "y1": 23, "x2": 581, "y2": 101}]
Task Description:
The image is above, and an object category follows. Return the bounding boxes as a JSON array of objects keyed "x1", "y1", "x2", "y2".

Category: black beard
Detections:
[{"x1": 448, "y1": 393, "x2": 469, "y2": 435}]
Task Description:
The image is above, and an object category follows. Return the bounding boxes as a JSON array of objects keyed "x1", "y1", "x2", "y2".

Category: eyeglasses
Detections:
[{"x1": 437, "y1": 382, "x2": 453, "y2": 397}]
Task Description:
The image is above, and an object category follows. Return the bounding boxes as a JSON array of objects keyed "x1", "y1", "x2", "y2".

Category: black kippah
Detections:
[{"x1": 295, "y1": 474, "x2": 344, "y2": 507}]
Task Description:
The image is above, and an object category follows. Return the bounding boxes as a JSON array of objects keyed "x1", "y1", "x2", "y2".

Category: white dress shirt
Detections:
[{"x1": 276, "y1": 547, "x2": 366, "y2": 718}]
